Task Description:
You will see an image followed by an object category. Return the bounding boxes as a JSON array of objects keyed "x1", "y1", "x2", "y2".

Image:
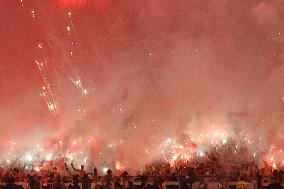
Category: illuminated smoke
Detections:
[{"x1": 0, "y1": 0, "x2": 284, "y2": 172}]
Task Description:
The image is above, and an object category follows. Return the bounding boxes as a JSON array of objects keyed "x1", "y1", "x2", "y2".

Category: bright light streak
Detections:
[
  {"x1": 67, "y1": 26, "x2": 71, "y2": 33},
  {"x1": 35, "y1": 43, "x2": 59, "y2": 116}
]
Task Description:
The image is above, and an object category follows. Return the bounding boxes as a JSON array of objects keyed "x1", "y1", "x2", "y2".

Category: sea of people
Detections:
[
  {"x1": 0, "y1": 156, "x2": 283, "y2": 189},
  {"x1": 0, "y1": 141, "x2": 283, "y2": 189}
]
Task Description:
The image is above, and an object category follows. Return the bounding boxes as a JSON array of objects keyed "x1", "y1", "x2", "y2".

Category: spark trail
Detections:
[
  {"x1": 27, "y1": 2, "x2": 59, "y2": 116},
  {"x1": 36, "y1": 43, "x2": 59, "y2": 116},
  {"x1": 66, "y1": 11, "x2": 89, "y2": 98}
]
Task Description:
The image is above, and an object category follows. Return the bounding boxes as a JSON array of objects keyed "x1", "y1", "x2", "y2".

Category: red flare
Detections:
[
  {"x1": 184, "y1": 142, "x2": 197, "y2": 149},
  {"x1": 58, "y1": 0, "x2": 108, "y2": 10}
]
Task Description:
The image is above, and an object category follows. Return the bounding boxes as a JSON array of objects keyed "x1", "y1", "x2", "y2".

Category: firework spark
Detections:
[
  {"x1": 20, "y1": 0, "x2": 24, "y2": 7},
  {"x1": 36, "y1": 43, "x2": 59, "y2": 116},
  {"x1": 65, "y1": 11, "x2": 89, "y2": 98}
]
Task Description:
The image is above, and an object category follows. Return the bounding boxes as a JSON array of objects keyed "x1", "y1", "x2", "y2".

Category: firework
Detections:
[
  {"x1": 71, "y1": 77, "x2": 89, "y2": 97},
  {"x1": 64, "y1": 11, "x2": 89, "y2": 101},
  {"x1": 36, "y1": 43, "x2": 59, "y2": 116}
]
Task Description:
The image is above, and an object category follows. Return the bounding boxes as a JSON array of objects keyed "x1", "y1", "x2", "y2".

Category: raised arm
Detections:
[{"x1": 71, "y1": 163, "x2": 80, "y2": 172}]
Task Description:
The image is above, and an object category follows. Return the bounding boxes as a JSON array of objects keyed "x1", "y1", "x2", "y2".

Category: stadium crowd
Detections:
[
  {"x1": 0, "y1": 140, "x2": 283, "y2": 189},
  {"x1": 0, "y1": 157, "x2": 283, "y2": 189}
]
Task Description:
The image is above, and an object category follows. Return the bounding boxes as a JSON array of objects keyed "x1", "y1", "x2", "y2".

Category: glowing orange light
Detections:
[
  {"x1": 34, "y1": 167, "x2": 40, "y2": 172},
  {"x1": 58, "y1": 0, "x2": 109, "y2": 10},
  {"x1": 272, "y1": 163, "x2": 277, "y2": 169}
]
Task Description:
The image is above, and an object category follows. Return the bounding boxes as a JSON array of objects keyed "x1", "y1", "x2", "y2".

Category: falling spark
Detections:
[
  {"x1": 71, "y1": 77, "x2": 89, "y2": 97},
  {"x1": 67, "y1": 26, "x2": 71, "y2": 34},
  {"x1": 82, "y1": 88, "x2": 88, "y2": 96},
  {"x1": 31, "y1": 10, "x2": 35, "y2": 18},
  {"x1": 64, "y1": 10, "x2": 90, "y2": 101},
  {"x1": 35, "y1": 43, "x2": 59, "y2": 116}
]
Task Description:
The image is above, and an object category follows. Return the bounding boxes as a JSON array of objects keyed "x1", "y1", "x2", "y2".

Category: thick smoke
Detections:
[{"x1": 0, "y1": 0, "x2": 284, "y2": 172}]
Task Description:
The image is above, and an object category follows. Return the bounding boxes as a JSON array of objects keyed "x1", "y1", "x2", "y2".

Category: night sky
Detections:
[{"x1": 0, "y1": 0, "x2": 284, "y2": 169}]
